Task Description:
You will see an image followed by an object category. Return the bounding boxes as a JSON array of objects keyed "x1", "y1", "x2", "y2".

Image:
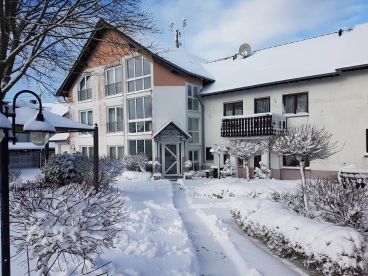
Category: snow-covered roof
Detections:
[
  {"x1": 43, "y1": 102, "x2": 68, "y2": 117},
  {"x1": 9, "y1": 142, "x2": 55, "y2": 150},
  {"x1": 200, "y1": 23, "x2": 368, "y2": 95},
  {"x1": 49, "y1": 133, "x2": 69, "y2": 141},
  {"x1": 153, "y1": 121, "x2": 191, "y2": 140},
  {"x1": 12, "y1": 105, "x2": 94, "y2": 132}
]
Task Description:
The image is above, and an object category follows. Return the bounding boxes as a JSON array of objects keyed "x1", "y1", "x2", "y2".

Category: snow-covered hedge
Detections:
[{"x1": 230, "y1": 197, "x2": 368, "y2": 275}]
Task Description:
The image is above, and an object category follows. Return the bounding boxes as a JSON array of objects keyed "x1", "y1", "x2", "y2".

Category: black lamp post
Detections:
[{"x1": 0, "y1": 89, "x2": 55, "y2": 276}]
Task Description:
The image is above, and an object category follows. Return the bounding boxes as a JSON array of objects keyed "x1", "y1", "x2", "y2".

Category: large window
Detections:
[
  {"x1": 283, "y1": 92, "x2": 308, "y2": 114},
  {"x1": 283, "y1": 156, "x2": 310, "y2": 167},
  {"x1": 255, "y1": 97, "x2": 270, "y2": 113},
  {"x1": 188, "y1": 117, "x2": 199, "y2": 144},
  {"x1": 108, "y1": 146, "x2": 124, "y2": 159},
  {"x1": 105, "y1": 67, "x2": 122, "y2": 96},
  {"x1": 224, "y1": 101, "x2": 243, "y2": 116},
  {"x1": 80, "y1": 110, "x2": 93, "y2": 135},
  {"x1": 81, "y1": 146, "x2": 94, "y2": 157},
  {"x1": 187, "y1": 85, "x2": 199, "y2": 111},
  {"x1": 107, "y1": 106, "x2": 124, "y2": 133},
  {"x1": 78, "y1": 75, "x2": 92, "y2": 101},
  {"x1": 128, "y1": 96, "x2": 152, "y2": 133},
  {"x1": 126, "y1": 57, "x2": 151, "y2": 93},
  {"x1": 129, "y1": 140, "x2": 152, "y2": 160},
  {"x1": 189, "y1": 150, "x2": 200, "y2": 171}
]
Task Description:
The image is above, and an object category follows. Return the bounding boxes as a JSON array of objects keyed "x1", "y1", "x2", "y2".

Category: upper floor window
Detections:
[
  {"x1": 128, "y1": 96, "x2": 152, "y2": 133},
  {"x1": 224, "y1": 101, "x2": 243, "y2": 116},
  {"x1": 105, "y1": 67, "x2": 122, "y2": 96},
  {"x1": 188, "y1": 85, "x2": 199, "y2": 111},
  {"x1": 107, "y1": 106, "x2": 124, "y2": 133},
  {"x1": 126, "y1": 57, "x2": 151, "y2": 93},
  {"x1": 283, "y1": 92, "x2": 308, "y2": 114},
  {"x1": 188, "y1": 117, "x2": 200, "y2": 144},
  {"x1": 80, "y1": 110, "x2": 93, "y2": 135},
  {"x1": 255, "y1": 97, "x2": 270, "y2": 113},
  {"x1": 78, "y1": 75, "x2": 92, "y2": 102}
]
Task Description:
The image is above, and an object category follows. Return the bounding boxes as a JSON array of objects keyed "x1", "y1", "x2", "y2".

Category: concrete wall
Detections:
[{"x1": 201, "y1": 69, "x2": 368, "y2": 179}]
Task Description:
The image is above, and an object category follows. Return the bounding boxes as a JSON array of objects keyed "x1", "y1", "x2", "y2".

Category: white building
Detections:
[{"x1": 57, "y1": 21, "x2": 368, "y2": 179}]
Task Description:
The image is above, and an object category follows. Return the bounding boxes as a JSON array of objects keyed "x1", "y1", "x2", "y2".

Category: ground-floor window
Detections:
[
  {"x1": 189, "y1": 150, "x2": 200, "y2": 171},
  {"x1": 128, "y1": 139, "x2": 152, "y2": 160},
  {"x1": 81, "y1": 146, "x2": 94, "y2": 157},
  {"x1": 283, "y1": 156, "x2": 309, "y2": 167},
  {"x1": 108, "y1": 146, "x2": 124, "y2": 159}
]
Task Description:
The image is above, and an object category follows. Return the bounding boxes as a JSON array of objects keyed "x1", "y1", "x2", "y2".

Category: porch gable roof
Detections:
[{"x1": 153, "y1": 121, "x2": 191, "y2": 140}]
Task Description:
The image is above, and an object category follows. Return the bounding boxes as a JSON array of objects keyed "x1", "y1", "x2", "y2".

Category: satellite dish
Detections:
[{"x1": 239, "y1": 43, "x2": 251, "y2": 57}]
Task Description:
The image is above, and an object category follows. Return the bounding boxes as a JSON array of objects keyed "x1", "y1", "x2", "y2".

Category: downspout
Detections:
[{"x1": 198, "y1": 94, "x2": 205, "y2": 170}]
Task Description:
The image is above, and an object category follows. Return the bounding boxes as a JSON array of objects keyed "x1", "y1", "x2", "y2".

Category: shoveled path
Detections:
[{"x1": 172, "y1": 182, "x2": 305, "y2": 276}]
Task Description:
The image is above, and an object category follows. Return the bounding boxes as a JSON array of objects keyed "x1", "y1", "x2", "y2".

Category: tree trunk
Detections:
[
  {"x1": 244, "y1": 160, "x2": 250, "y2": 181},
  {"x1": 299, "y1": 160, "x2": 310, "y2": 215}
]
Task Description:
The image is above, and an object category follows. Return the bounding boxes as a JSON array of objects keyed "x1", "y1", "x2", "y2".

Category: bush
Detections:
[
  {"x1": 122, "y1": 153, "x2": 149, "y2": 172},
  {"x1": 254, "y1": 161, "x2": 271, "y2": 179},
  {"x1": 10, "y1": 182, "x2": 125, "y2": 275},
  {"x1": 220, "y1": 159, "x2": 237, "y2": 178},
  {"x1": 9, "y1": 169, "x2": 21, "y2": 182}
]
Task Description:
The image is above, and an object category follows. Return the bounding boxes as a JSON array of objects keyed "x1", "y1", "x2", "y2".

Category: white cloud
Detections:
[{"x1": 144, "y1": 0, "x2": 368, "y2": 60}]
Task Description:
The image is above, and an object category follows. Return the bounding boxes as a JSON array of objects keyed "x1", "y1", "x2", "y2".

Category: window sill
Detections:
[
  {"x1": 188, "y1": 109, "x2": 200, "y2": 113},
  {"x1": 78, "y1": 99, "x2": 92, "y2": 103},
  {"x1": 364, "y1": 153, "x2": 368, "y2": 157},
  {"x1": 107, "y1": 132, "x2": 124, "y2": 136},
  {"x1": 283, "y1": 113, "x2": 309, "y2": 118},
  {"x1": 105, "y1": 93, "x2": 123, "y2": 98},
  {"x1": 282, "y1": 166, "x2": 311, "y2": 170},
  {"x1": 126, "y1": 89, "x2": 152, "y2": 96},
  {"x1": 127, "y1": 132, "x2": 152, "y2": 136}
]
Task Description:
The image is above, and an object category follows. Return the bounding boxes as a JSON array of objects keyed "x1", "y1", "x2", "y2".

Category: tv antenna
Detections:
[{"x1": 169, "y1": 18, "x2": 187, "y2": 48}]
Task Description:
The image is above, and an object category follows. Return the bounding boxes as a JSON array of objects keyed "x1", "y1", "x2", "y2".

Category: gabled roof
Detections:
[
  {"x1": 56, "y1": 20, "x2": 214, "y2": 97},
  {"x1": 200, "y1": 22, "x2": 368, "y2": 96},
  {"x1": 153, "y1": 121, "x2": 191, "y2": 140}
]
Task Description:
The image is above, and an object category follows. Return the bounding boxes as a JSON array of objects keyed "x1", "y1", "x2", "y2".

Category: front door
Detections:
[{"x1": 163, "y1": 143, "x2": 181, "y2": 176}]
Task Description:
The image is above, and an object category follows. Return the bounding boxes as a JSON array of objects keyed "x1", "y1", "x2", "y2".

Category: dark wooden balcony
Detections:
[{"x1": 221, "y1": 113, "x2": 287, "y2": 138}]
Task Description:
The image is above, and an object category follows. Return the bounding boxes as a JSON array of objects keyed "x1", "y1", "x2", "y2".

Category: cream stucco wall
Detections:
[{"x1": 201, "y1": 69, "x2": 368, "y2": 178}]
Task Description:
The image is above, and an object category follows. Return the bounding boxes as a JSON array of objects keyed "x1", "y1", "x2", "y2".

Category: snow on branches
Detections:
[
  {"x1": 122, "y1": 153, "x2": 149, "y2": 172},
  {"x1": 254, "y1": 161, "x2": 271, "y2": 179},
  {"x1": 228, "y1": 141, "x2": 264, "y2": 181},
  {"x1": 10, "y1": 183, "x2": 125, "y2": 275}
]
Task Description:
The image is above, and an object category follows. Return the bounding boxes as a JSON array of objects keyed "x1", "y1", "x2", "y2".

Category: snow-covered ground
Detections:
[{"x1": 5, "y1": 170, "x2": 313, "y2": 275}]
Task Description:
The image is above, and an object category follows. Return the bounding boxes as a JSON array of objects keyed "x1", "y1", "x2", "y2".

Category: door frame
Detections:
[{"x1": 162, "y1": 142, "x2": 182, "y2": 176}]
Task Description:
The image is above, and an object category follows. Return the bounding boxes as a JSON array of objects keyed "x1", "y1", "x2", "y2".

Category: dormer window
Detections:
[
  {"x1": 126, "y1": 57, "x2": 151, "y2": 93},
  {"x1": 78, "y1": 75, "x2": 92, "y2": 102}
]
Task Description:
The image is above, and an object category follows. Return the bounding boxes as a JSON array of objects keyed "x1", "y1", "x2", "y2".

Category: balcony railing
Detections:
[
  {"x1": 221, "y1": 113, "x2": 287, "y2": 138},
  {"x1": 107, "y1": 121, "x2": 124, "y2": 133},
  {"x1": 78, "y1": 88, "x2": 92, "y2": 102},
  {"x1": 105, "y1": 82, "x2": 123, "y2": 96}
]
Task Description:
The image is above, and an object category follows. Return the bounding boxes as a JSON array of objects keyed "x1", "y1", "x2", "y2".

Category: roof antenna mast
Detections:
[{"x1": 169, "y1": 18, "x2": 187, "y2": 48}]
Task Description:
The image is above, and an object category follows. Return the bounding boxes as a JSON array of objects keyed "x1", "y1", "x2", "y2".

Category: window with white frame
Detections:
[
  {"x1": 105, "y1": 66, "x2": 123, "y2": 96},
  {"x1": 126, "y1": 57, "x2": 151, "y2": 93},
  {"x1": 187, "y1": 84, "x2": 199, "y2": 111},
  {"x1": 108, "y1": 146, "x2": 124, "y2": 159},
  {"x1": 81, "y1": 146, "x2": 94, "y2": 157},
  {"x1": 78, "y1": 75, "x2": 92, "y2": 101},
  {"x1": 128, "y1": 96, "x2": 152, "y2": 133},
  {"x1": 128, "y1": 140, "x2": 152, "y2": 160},
  {"x1": 107, "y1": 106, "x2": 124, "y2": 133},
  {"x1": 188, "y1": 117, "x2": 200, "y2": 144},
  {"x1": 189, "y1": 150, "x2": 200, "y2": 171},
  {"x1": 80, "y1": 110, "x2": 93, "y2": 135}
]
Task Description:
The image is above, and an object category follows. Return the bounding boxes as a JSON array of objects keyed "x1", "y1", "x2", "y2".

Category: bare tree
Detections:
[
  {"x1": 228, "y1": 140, "x2": 264, "y2": 181},
  {"x1": 272, "y1": 123, "x2": 339, "y2": 213},
  {"x1": 0, "y1": 0, "x2": 159, "y2": 97}
]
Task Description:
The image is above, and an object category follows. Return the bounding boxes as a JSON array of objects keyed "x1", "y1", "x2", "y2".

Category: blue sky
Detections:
[{"x1": 7, "y1": 0, "x2": 368, "y2": 103}]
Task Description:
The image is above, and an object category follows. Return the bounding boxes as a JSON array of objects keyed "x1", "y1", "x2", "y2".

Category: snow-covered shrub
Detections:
[
  {"x1": 9, "y1": 169, "x2": 21, "y2": 182},
  {"x1": 42, "y1": 152, "x2": 86, "y2": 186},
  {"x1": 122, "y1": 153, "x2": 149, "y2": 172},
  {"x1": 220, "y1": 159, "x2": 237, "y2": 178},
  {"x1": 228, "y1": 141, "x2": 264, "y2": 181},
  {"x1": 231, "y1": 197, "x2": 368, "y2": 275},
  {"x1": 185, "y1": 160, "x2": 192, "y2": 170},
  {"x1": 191, "y1": 170, "x2": 207, "y2": 178},
  {"x1": 10, "y1": 182, "x2": 125, "y2": 275},
  {"x1": 254, "y1": 161, "x2": 271, "y2": 179},
  {"x1": 153, "y1": 161, "x2": 161, "y2": 173}
]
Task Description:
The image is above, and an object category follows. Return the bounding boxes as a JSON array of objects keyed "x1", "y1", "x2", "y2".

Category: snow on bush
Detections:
[
  {"x1": 10, "y1": 182, "x2": 125, "y2": 275},
  {"x1": 254, "y1": 161, "x2": 271, "y2": 179},
  {"x1": 121, "y1": 171, "x2": 152, "y2": 181},
  {"x1": 230, "y1": 197, "x2": 368, "y2": 275},
  {"x1": 286, "y1": 178, "x2": 368, "y2": 232},
  {"x1": 184, "y1": 160, "x2": 192, "y2": 169},
  {"x1": 220, "y1": 159, "x2": 237, "y2": 178},
  {"x1": 122, "y1": 153, "x2": 149, "y2": 172},
  {"x1": 193, "y1": 178, "x2": 298, "y2": 199}
]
